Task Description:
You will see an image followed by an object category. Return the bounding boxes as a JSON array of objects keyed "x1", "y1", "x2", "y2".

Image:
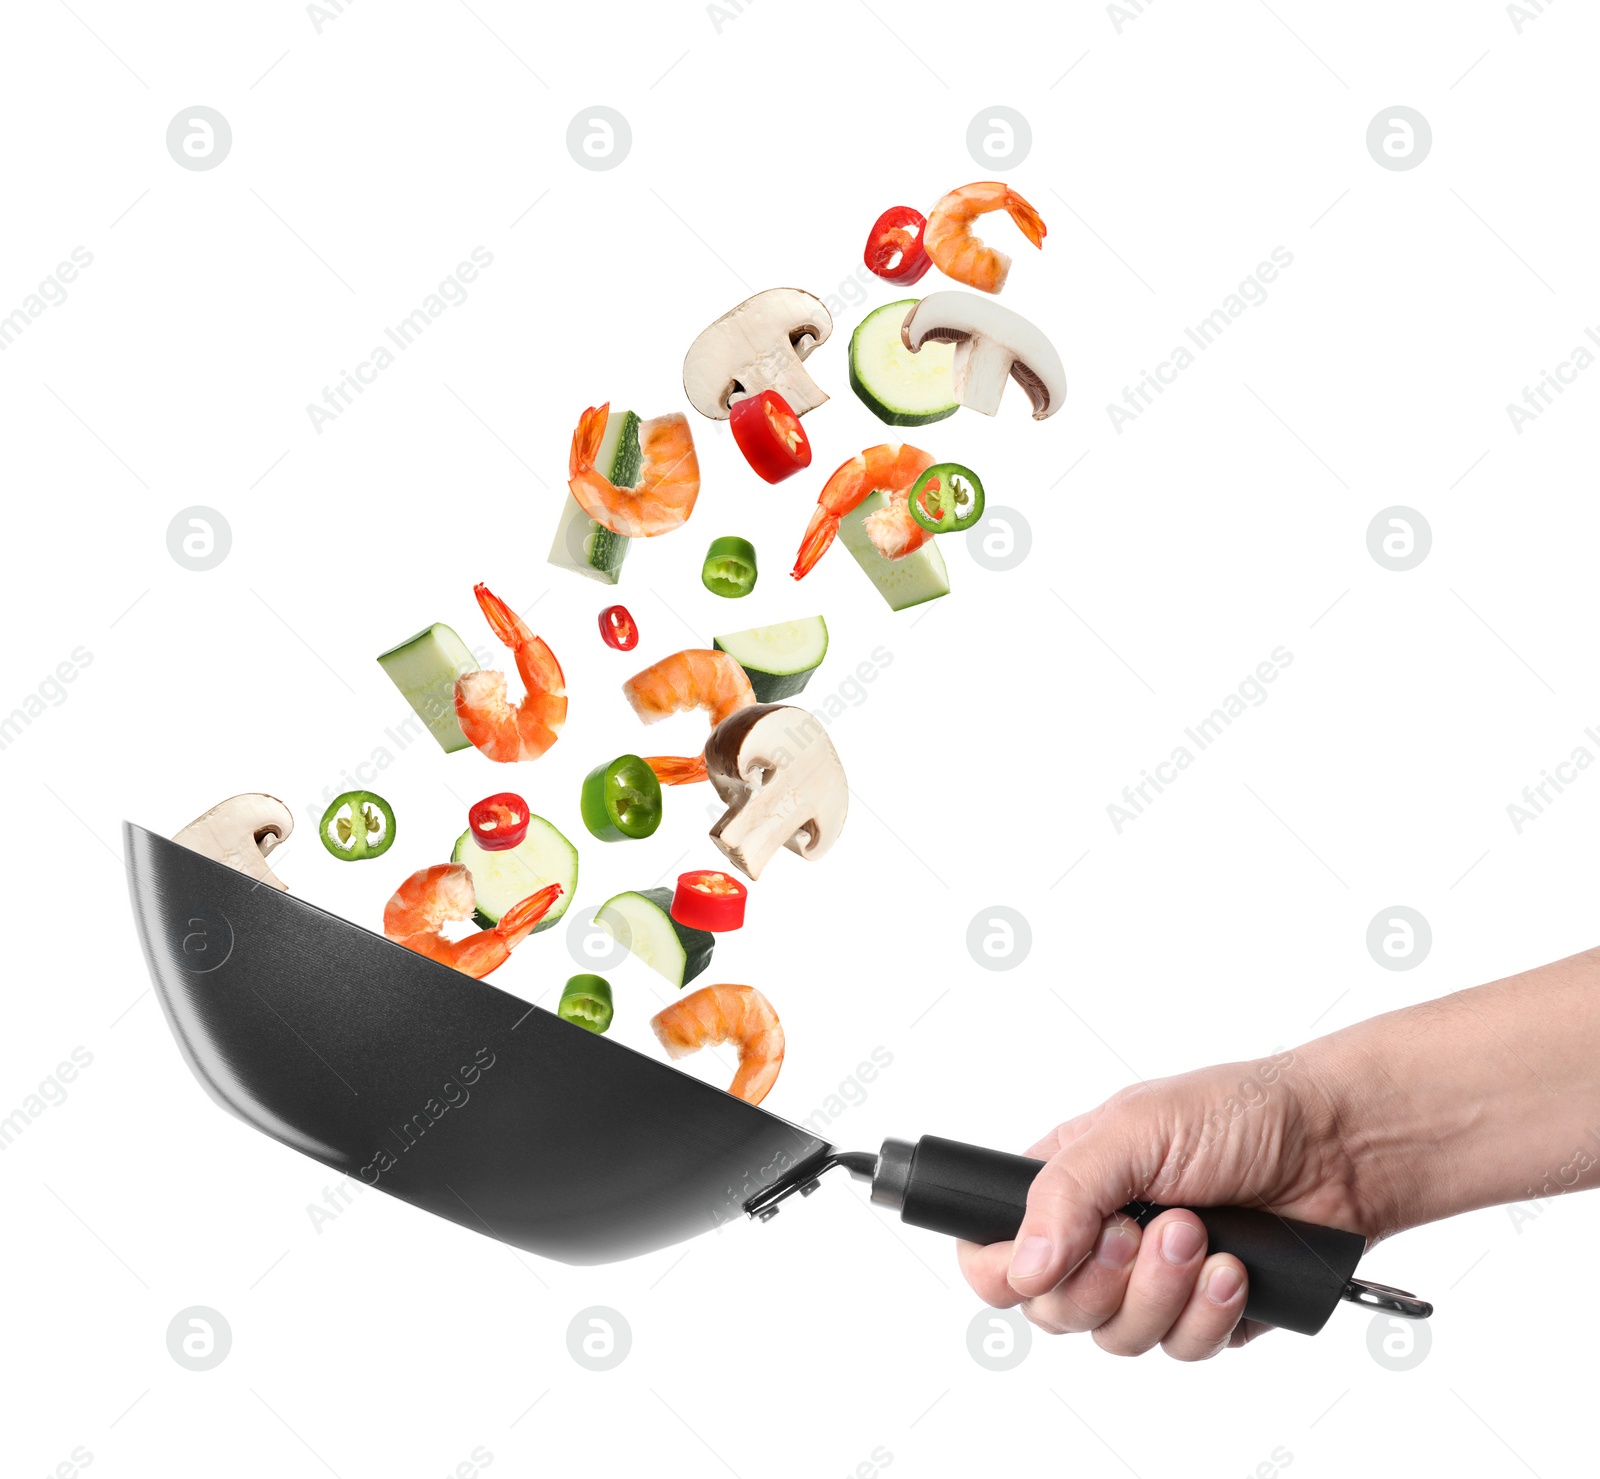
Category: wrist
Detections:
[
  {"x1": 1296, "y1": 952, "x2": 1600, "y2": 1235},
  {"x1": 1292, "y1": 1014, "x2": 1469, "y2": 1236}
]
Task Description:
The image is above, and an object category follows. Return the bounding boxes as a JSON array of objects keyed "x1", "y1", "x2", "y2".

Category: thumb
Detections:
[{"x1": 1006, "y1": 1118, "x2": 1155, "y2": 1298}]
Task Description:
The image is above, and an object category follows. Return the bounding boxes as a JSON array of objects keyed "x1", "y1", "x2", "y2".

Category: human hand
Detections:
[
  {"x1": 956, "y1": 1050, "x2": 1375, "y2": 1360},
  {"x1": 959, "y1": 950, "x2": 1600, "y2": 1359}
]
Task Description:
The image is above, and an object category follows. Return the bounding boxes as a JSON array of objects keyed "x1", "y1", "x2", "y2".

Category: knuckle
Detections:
[
  {"x1": 1025, "y1": 1123, "x2": 1068, "y2": 1159},
  {"x1": 1051, "y1": 1269, "x2": 1129, "y2": 1333},
  {"x1": 956, "y1": 1248, "x2": 1017, "y2": 1307},
  {"x1": 1103, "y1": 1084, "x2": 1142, "y2": 1112},
  {"x1": 1091, "y1": 1323, "x2": 1150, "y2": 1359},
  {"x1": 962, "y1": 1268, "x2": 1000, "y2": 1298},
  {"x1": 1161, "y1": 1335, "x2": 1221, "y2": 1363},
  {"x1": 1023, "y1": 1290, "x2": 1098, "y2": 1336},
  {"x1": 1160, "y1": 1313, "x2": 1233, "y2": 1363},
  {"x1": 1018, "y1": 1301, "x2": 1069, "y2": 1336},
  {"x1": 970, "y1": 1272, "x2": 1020, "y2": 1308},
  {"x1": 1026, "y1": 1158, "x2": 1081, "y2": 1207},
  {"x1": 954, "y1": 1238, "x2": 990, "y2": 1275},
  {"x1": 1103, "y1": 1081, "x2": 1157, "y2": 1118}
]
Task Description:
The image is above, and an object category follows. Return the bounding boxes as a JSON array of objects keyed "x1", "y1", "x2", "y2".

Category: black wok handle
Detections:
[{"x1": 880, "y1": 1135, "x2": 1366, "y2": 1337}]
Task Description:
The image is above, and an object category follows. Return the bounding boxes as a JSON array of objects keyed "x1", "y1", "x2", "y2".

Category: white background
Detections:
[{"x1": 3, "y1": 1, "x2": 1597, "y2": 1474}]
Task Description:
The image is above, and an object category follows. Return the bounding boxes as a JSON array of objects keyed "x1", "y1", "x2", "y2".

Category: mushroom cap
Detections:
[
  {"x1": 681, "y1": 288, "x2": 833, "y2": 420},
  {"x1": 172, "y1": 793, "x2": 295, "y2": 890},
  {"x1": 901, "y1": 290, "x2": 1067, "y2": 420}
]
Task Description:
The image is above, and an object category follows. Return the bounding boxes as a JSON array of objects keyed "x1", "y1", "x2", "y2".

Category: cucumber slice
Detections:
[
  {"x1": 547, "y1": 409, "x2": 640, "y2": 584},
  {"x1": 838, "y1": 490, "x2": 950, "y2": 612},
  {"x1": 713, "y1": 616, "x2": 829, "y2": 702},
  {"x1": 594, "y1": 887, "x2": 714, "y2": 989},
  {"x1": 376, "y1": 623, "x2": 479, "y2": 754},
  {"x1": 452, "y1": 817, "x2": 578, "y2": 932},
  {"x1": 849, "y1": 299, "x2": 959, "y2": 427},
  {"x1": 549, "y1": 496, "x2": 629, "y2": 584}
]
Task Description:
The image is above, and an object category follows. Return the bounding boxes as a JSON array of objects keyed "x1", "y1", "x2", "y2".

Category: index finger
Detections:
[
  {"x1": 956, "y1": 1237, "x2": 1025, "y2": 1308},
  {"x1": 1025, "y1": 1110, "x2": 1099, "y2": 1162}
]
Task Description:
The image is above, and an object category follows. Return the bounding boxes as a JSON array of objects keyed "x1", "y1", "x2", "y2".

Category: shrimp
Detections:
[
  {"x1": 790, "y1": 442, "x2": 936, "y2": 579},
  {"x1": 383, "y1": 863, "x2": 562, "y2": 979},
  {"x1": 622, "y1": 648, "x2": 756, "y2": 785},
  {"x1": 651, "y1": 984, "x2": 785, "y2": 1105},
  {"x1": 455, "y1": 582, "x2": 568, "y2": 763},
  {"x1": 924, "y1": 181, "x2": 1047, "y2": 295},
  {"x1": 568, "y1": 402, "x2": 701, "y2": 538}
]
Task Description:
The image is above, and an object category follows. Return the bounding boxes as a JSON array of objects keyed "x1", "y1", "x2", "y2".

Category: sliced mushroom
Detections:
[
  {"x1": 704, "y1": 704, "x2": 848, "y2": 881},
  {"x1": 901, "y1": 291, "x2": 1066, "y2": 420},
  {"x1": 682, "y1": 288, "x2": 833, "y2": 420},
  {"x1": 172, "y1": 794, "x2": 295, "y2": 891}
]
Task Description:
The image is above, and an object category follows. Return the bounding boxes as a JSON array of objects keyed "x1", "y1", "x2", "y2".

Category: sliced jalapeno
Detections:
[
  {"x1": 318, "y1": 790, "x2": 396, "y2": 861},
  {"x1": 580, "y1": 753, "x2": 664, "y2": 841},
  {"x1": 558, "y1": 973, "x2": 614, "y2": 1034},
  {"x1": 701, "y1": 536, "x2": 758, "y2": 598},
  {"x1": 908, "y1": 463, "x2": 985, "y2": 534}
]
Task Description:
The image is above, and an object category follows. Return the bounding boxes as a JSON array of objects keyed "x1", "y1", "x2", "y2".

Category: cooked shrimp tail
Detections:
[
  {"x1": 1007, "y1": 191, "x2": 1047, "y2": 248},
  {"x1": 791, "y1": 504, "x2": 841, "y2": 580},
  {"x1": 496, "y1": 884, "x2": 564, "y2": 944},
  {"x1": 644, "y1": 755, "x2": 709, "y2": 786},
  {"x1": 569, "y1": 402, "x2": 609, "y2": 480},
  {"x1": 473, "y1": 581, "x2": 531, "y2": 652}
]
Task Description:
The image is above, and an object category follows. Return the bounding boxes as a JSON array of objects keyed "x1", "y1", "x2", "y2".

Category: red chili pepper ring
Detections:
[
  {"x1": 864, "y1": 205, "x2": 932, "y2": 284},
  {"x1": 599, "y1": 605, "x2": 638, "y2": 651},
  {"x1": 729, "y1": 390, "x2": 811, "y2": 484},
  {"x1": 670, "y1": 870, "x2": 748, "y2": 931},
  {"x1": 469, "y1": 793, "x2": 531, "y2": 852}
]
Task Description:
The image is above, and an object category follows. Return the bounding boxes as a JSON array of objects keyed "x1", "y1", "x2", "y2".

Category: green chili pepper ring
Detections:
[
  {"x1": 558, "y1": 973, "x2": 614, "y2": 1034},
  {"x1": 318, "y1": 790, "x2": 396, "y2": 860},
  {"x1": 908, "y1": 463, "x2": 986, "y2": 535},
  {"x1": 701, "y1": 535, "x2": 758, "y2": 598},
  {"x1": 580, "y1": 754, "x2": 664, "y2": 842}
]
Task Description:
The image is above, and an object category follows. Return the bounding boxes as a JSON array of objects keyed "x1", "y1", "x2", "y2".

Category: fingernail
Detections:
[
  {"x1": 1009, "y1": 1236, "x2": 1052, "y2": 1281},
  {"x1": 1095, "y1": 1224, "x2": 1138, "y2": 1269},
  {"x1": 1206, "y1": 1264, "x2": 1244, "y2": 1304},
  {"x1": 1161, "y1": 1220, "x2": 1204, "y2": 1265}
]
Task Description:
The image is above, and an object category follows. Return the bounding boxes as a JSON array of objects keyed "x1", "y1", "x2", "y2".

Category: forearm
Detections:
[{"x1": 1301, "y1": 948, "x2": 1600, "y2": 1233}]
